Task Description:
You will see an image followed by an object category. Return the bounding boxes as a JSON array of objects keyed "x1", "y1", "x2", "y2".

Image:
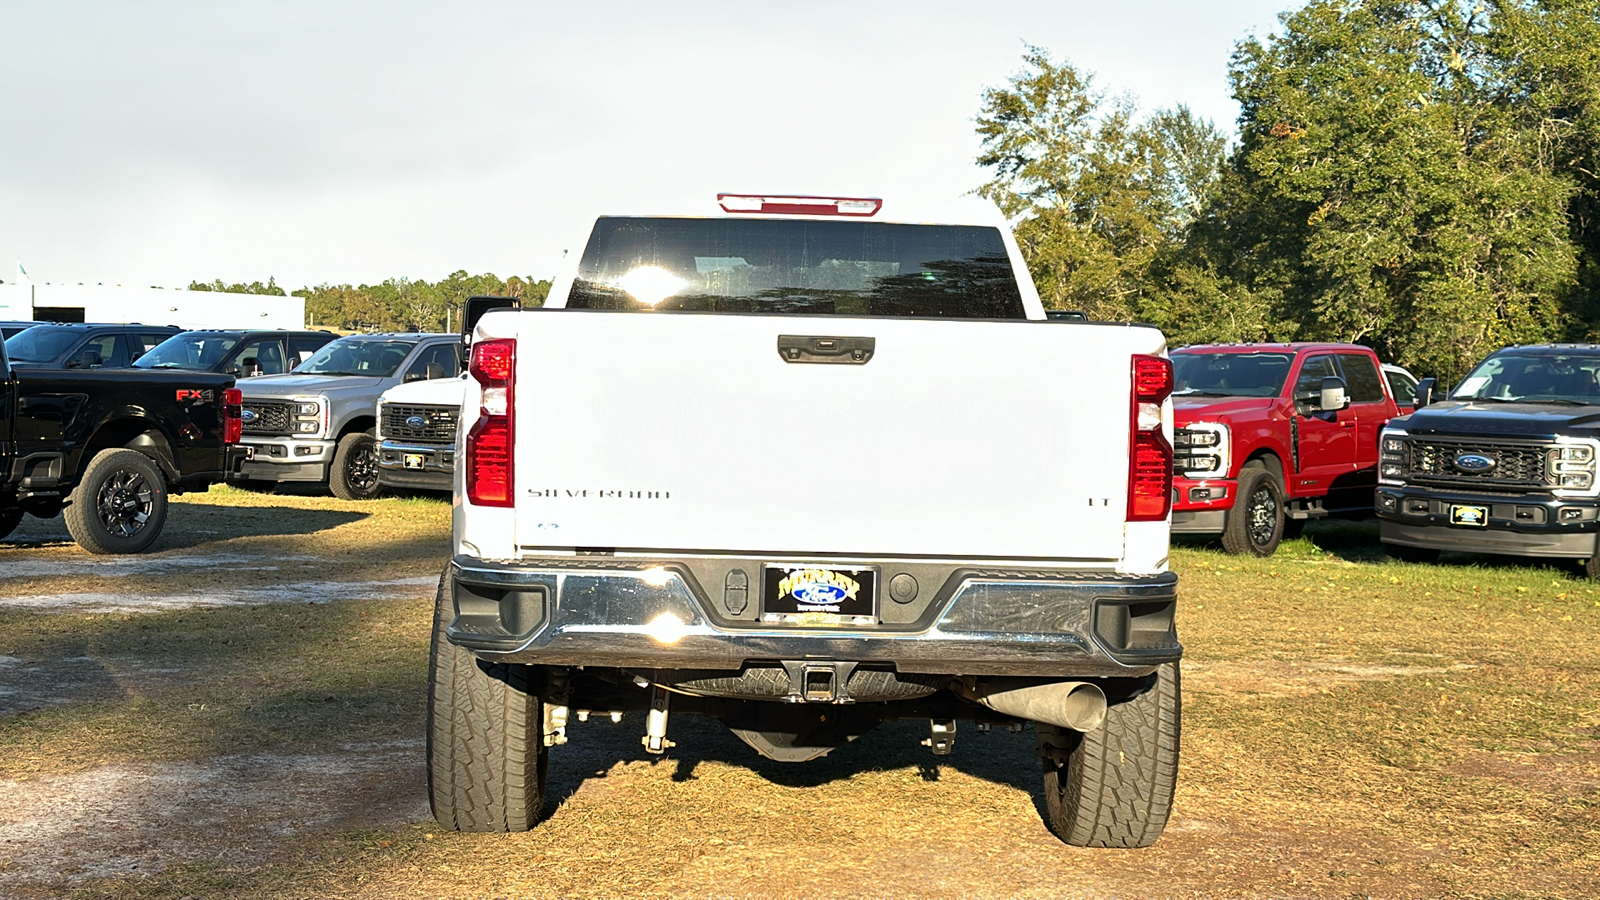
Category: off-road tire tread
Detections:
[
  {"x1": 328, "y1": 430, "x2": 381, "y2": 501},
  {"x1": 426, "y1": 568, "x2": 546, "y2": 832},
  {"x1": 1044, "y1": 662, "x2": 1180, "y2": 848},
  {"x1": 1220, "y1": 463, "x2": 1284, "y2": 557},
  {"x1": 63, "y1": 448, "x2": 169, "y2": 555}
]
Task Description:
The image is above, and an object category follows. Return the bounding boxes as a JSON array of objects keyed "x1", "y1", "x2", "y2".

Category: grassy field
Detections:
[{"x1": 0, "y1": 491, "x2": 1596, "y2": 899}]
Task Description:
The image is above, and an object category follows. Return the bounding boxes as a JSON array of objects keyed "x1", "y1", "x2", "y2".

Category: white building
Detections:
[{"x1": 0, "y1": 280, "x2": 304, "y2": 330}]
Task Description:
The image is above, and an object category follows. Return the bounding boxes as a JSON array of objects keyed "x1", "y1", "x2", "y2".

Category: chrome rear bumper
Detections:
[{"x1": 447, "y1": 555, "x2": 1180, "y2": 678}]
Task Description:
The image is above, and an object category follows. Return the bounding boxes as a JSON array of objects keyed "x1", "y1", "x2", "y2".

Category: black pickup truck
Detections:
[
  {"x1": 1, "y1": 337, "x2": 244, "y2": 553},
  {"x1": 1377, "y1": 344, "x2": 1600, "y2": 575}
]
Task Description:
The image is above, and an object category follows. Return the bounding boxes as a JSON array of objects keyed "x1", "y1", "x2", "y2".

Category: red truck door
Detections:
[
  {"x1": 1334, "y1": 352, "x2": 1393, "y2": 476},
  {"x1": 1288, "y1": 353, "x2": 1355, "y2": 495}
]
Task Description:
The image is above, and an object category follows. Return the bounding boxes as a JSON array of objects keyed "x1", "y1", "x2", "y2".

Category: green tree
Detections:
[
  {"x1": 188, "y1": 277, "x2": 287, "y2": 296},
  {"x1": 975, "y1": 47, "x2": 1229, "y2": 324},
  {"x1": 1207, "y1": 0, "x2": 1583, "y2": 380},
  {"x1": 290, "y1": 272, "x2": 553, "y2": 331},
  {"x1": 504, "y1": 276, "x2": 552, "y2": 306},
  {"x1": 1489, "y1": 0, "x2": 1600, "y2": 331}
]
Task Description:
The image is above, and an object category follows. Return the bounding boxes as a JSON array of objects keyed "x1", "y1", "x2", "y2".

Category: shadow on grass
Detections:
[
  {"x1": 542, "y1": 706, "x2": 1043, "y2": 815},
  {"x1": 1, "y1": 504, "x2": 372, "y2": 552},
  {"x1": 1175, "y1": 517, "x2": 1388, "y2": 564},
  {"x1": 1298, "y1": 518, "x2": 1588, "y2": 578},
  {"x1": 1177, "y1": 515, "x2": 1593, "y2": 582}
]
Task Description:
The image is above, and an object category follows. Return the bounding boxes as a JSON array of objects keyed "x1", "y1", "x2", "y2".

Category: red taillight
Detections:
[
  {"x1": 473, "y1": 339, "x2": 514, "y2": 381},
  {"x1": 466, "y1": 338, "x2": 515, "y2": 507},
  {"x1": 716, "y1": 193, "x2": 882, "y2": 217},
  {"x1": 223, "y1": 388, "x2": 243, "y2": 444},
  {"x1": 1128, "y1": 355, "x2": 1173, "y2": 522}
]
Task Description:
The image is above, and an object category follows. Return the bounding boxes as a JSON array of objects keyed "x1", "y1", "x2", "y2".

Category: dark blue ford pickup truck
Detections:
[
  {"x1": 1, "y1": 337, "x2": 244, "y2": 553},
  {"x1": 1376, "y1": 344, "x2": 1600, "y2": 576}
]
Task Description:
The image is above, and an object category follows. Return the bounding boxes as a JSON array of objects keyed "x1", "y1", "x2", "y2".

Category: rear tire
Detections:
[
  {"x1": 63, "y1": 449, "x2": 169, "y2": 554},
  {"x1": 427, "y1": 567, "x2": 548, "y2": 832},
  {"x1": 328, "y1": 430, "x2": 381, "y2": 500},
  {"x1": 1384, "y1": 543, "x2": 1440, "y2": 564},
  {"x1": 0, "y1": 507, "x2": 23, "y2": 541},
  {"x1": 1220, "y1": 464, "x2": 1284, "y2": 557},
  {"x1": 1584, "y1": 553, "x2": 1600, "y2": 580},
  {"x1": 1042, "y1": 663, "x2": 1180, "y2": 848}
]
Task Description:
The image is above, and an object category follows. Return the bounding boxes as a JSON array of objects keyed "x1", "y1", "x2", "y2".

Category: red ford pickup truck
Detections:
[{"x1": 1169, "y1": 343, "x2": 1404, "y2": 556}]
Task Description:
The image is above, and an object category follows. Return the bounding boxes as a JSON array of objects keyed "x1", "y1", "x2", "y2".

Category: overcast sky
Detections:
[{"x1": 0, "y1": 1, "x2": 1288, "y2": 292}]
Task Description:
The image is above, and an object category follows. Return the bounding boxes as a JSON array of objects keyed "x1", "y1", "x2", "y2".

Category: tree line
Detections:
[
  {"x1": 189, "y1": 272, "x2": 551, "y2": 333},
  {"x1": 978, "y1": 0, "x2": 1599, "y2": 383}
]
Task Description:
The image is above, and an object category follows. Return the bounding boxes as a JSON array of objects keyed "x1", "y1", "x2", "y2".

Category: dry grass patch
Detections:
[{"x1": 1, "y1": 506, "x2": 1597, "y2": 899}]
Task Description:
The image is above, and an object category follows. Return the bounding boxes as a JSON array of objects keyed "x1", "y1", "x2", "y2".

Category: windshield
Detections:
[
  {"x1": 3, "y1": 326, "x2": 81, "y2": 363},
  {"x1": 1452, "y1": 353, "x2": 1600, "y2": 404},
  {"x1": 294, "y1": 338, "x2": 415, "y2": 376},
  {"x1": 1172, "y1": 352, "x2": 1293, "y2": 398},
  {"x1": 134, "y1": 333, "x2": 241, "y2": 370},
  {"x1": 566, "y1": 217, "x2": 1026, "y2": 318}
]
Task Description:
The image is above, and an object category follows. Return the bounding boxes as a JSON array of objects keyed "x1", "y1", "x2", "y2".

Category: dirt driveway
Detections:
[{"x1": 1, "y1": 490, "x2": 1596, "y2": 899}]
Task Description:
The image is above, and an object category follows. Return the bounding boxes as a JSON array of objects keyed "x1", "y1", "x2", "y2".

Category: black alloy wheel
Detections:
[
  {"x1": 329, "y1": 430, "x2": 383, "y2": 500},
  {"x1": 64, "y1": 448, "x2": 170, "y2": 554},
  {"x1": 1220, "y1": 463, "x2": 1284, "y2": 557},
  {"x1": 1245, "y1": 483, "x2": 1277, "y2": 546},
  {"x1": 349, "y1": 443, "x2": 378, "y2": 492},
  {"x1": 98, "y1": 468, "x2": 155, "y2": 538}
]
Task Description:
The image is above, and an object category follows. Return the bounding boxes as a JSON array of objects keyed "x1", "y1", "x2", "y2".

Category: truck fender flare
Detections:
[
  {"x1": 79, "y1": 415, "x2": 179, "y2": 482},
  {"x1": 124, "y1": 429, "x2": 179, "y2": 480},
  {"x1": 338, "y1": 415, "x2": 377, "y2": 439},
  {"x1": 1244, "y1": 450, "x2": 1286, "y2": 484}
]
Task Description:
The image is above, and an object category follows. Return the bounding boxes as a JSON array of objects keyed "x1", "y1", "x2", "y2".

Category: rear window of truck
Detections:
[
  {"x1": 1454, "y1": 353, "x2": 1600, "y2": 403},
  {"x1": 5, "y1": 326, "x2": 81, "y2": 362},
  {"x1": 1173, "y1": 351, "x2": 1293, "y2": 397},
  {"x1": 566, "y1": 217, "x2": 1026, "y2": 319}
]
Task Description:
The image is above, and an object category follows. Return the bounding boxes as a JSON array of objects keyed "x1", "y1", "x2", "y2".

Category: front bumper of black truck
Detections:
[
  {"x1": 445, "y1": 555, "x2": 1181, "y2": 679},
  {"x1": 1376, "y1": 483, "x2": 1600, "y2": 558}
]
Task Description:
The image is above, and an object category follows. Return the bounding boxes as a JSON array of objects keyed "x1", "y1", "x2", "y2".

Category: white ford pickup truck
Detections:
[{"x1": 431, "y1": 193, "x2": 1182, "y2": 847}]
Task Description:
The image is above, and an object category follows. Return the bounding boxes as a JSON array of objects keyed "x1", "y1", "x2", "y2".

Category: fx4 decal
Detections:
[{"x1": 176, "y1": 389, "x2": 216, "y2": 402}]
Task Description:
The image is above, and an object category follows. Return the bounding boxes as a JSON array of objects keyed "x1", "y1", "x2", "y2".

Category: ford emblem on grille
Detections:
[
  {"x1": 1453, "y1": 453, "x2": 1495, "y2": 473},
  {"x1": 241, "y1": 409, "x2": 258, "y2": 423},
  {"x1": 406, "y1": 415, "x2": 426, "y2": 428}
]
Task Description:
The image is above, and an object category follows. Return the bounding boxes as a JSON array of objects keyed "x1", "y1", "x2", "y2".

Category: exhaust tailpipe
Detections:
[{"x1": 957, "y1": 678, "x2": 1108, "y2": 732}]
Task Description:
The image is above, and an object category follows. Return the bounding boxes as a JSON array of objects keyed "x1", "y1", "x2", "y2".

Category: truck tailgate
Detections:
[{"x1": 504, "y1": 311, "x2": 1162, "y2": 560}]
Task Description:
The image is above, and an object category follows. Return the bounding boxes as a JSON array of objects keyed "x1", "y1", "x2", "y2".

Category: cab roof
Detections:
[{"x1": 1174, "y1": 342, "x2": 1378, "y2": 355}]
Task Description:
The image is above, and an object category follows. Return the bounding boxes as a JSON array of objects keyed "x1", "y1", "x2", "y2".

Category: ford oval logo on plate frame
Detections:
[
  {"x1": 1454, "y1": 453, "x2": 1496, "y2": 473},
  {"x1": 405, "y1": 415, "x2": 427, "y2": 428},
  {"x1": 762, "y1": 565, "x2": 877, "y2": 621}
]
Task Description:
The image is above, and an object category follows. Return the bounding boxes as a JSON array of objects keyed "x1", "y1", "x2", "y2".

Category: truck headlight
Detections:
[
  {"x1": 1379, "y1": 429, "x2": 1409, "y2": 485},
  {"x1": 1550, "y1": 440, "x2": 1600, "y2": 496},
  {"x1": 292, "y1": 397, "x2": 326, "y2": 437},
  {"x1": 1175, "y1": 422, "x2": 1229, "y2": 479}
]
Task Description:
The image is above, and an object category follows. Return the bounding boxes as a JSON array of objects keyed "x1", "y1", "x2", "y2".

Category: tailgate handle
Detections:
[{"x1": 777, "y1": 335, "x2": 875, "y2": 365}]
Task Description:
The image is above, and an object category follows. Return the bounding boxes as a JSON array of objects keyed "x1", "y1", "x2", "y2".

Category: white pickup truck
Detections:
[{"x1": 431, "y1": 193, "x2": 1183, "y2": 847}]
